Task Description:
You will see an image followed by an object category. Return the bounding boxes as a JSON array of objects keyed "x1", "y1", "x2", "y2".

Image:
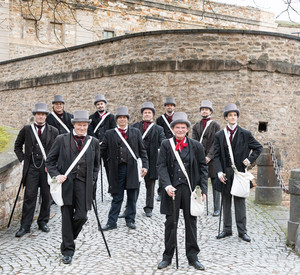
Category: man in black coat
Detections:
[
  {"x1": 88, "y1": 94, "x2": 116, "y2": 142},
  {"x1": 156, "y1": 97, "x2": 176, "y2": 201},
  {"x1": 46, "y1": 110, "x2": 100, "y2": 264},
  {"x1": 46, "y1": 95, "x2": 73, "y2": 134},
  {"x1": 192, "y1": 100, "x2": 221, "y2": 216},
  {"x1": 101, "y1": 107, "x2": 148, "y2": 231},
  {"x1": 14, "y1": 103, "x2": 59, "y2": 237},
  {"x1": 132, "y1": 102, "x2": 166, "y2": 217},
  {"x1": 157, "y1": 112, "x2": 208, "y2": 271},
  {"x1": 214, "y1": 103, "x2": 262, "y2": 242}
]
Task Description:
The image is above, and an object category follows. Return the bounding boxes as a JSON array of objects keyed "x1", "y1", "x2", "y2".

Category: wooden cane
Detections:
[{"x1": 172, "y1": 193, "x2": 179, "y2": 269}]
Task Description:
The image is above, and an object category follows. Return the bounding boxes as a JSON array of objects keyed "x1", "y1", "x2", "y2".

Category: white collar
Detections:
[{"x1": 227, "y1": 123, "x2": 238, "y2": 130}]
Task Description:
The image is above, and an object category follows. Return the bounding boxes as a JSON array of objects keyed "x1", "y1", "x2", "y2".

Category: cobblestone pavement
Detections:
[{"x1": 0, "y1": 173, "x2": 299, "y2": 275}]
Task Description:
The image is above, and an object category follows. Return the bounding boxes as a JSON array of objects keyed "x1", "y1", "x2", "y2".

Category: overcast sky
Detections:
[{"x1": 214, "y1": 0, "x2": 300, "y2": 22}]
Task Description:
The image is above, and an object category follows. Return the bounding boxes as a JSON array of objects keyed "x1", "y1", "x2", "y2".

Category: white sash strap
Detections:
[
  {"x1": 162, "y1": 115, "x2": 175, "y2": 136},
  {"x1": 51, "y1": 112, "x2": 70, "y2": 133},
  {"x1": 31, "y1": 124, "x2": 47, "y2": 161},
  {"x1": 199, "y1": 120, "x2": 212, "y2": 144},
  {"x1": 94, "y1": 112, "x2": 110, "y2": 134},
  {"x1": 142, "y1": 122, "x2": 154, "y2": 140},
  {"x1": 64, "y1": 138, "x2": 92, "y2": 177},
  {"x1": 114, "y1": 128, "x2": 138, "y2": 162},
  {"x1": 169, "y1": 138, "x2": 192, "y2": 193}
]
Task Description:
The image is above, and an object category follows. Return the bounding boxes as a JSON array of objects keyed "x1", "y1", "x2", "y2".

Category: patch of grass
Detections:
[{"x1": 0, "y1": 126, "x2": 11, "y2": 153}]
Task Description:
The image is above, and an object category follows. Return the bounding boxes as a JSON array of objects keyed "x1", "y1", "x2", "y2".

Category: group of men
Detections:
[{"x1": 13, "y1": 94, "x2": 262, "y2": 269}]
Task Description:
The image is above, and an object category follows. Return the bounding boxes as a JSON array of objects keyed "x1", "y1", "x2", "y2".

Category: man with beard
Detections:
[
  {"x1": 215, "y1": 103, "x2": 262, "y2": 242},
  {"x1": 132, "y1": 102, "x2": 165, "y2": 217},
  {"x1": 192, "y1": 100, "x2": 221, "y2": 216},
  {"x1": 46, "y1": 95, "x2": 73, "y2": 134},
  {"x1": 14, "y1": 103, "x2": 59, "y2": 237},
  {"x1": 156, "y1": 97, "x2": 176, "y2": 201},
  {"x1": 101, "y1": 107, "x2": 148, "y2": 230},
  {"x1": 88, "y1": 94, "x2": 116, "y2": 143}
]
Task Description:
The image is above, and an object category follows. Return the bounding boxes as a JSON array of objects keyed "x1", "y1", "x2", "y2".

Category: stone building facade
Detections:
[
  {"x1": 0, "y1": 29, "x2": 299, "y2": 189},
  {"x1": 0, "y1": 0, "x2": 281, "y2": 61}
]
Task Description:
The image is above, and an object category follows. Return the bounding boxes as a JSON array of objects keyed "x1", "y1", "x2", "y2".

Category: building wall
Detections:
[
  {"x1": 0, "y1": 29, "x2": 299, "y2": 186},
  {"x1": 4, "y1": 0, "x2": 280, "y2": 61}
]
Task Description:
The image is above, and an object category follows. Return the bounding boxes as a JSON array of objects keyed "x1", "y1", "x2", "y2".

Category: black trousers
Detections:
[
  {"x1": 222, "y1": 167, "x2": 247, "y2": 234},
  {"x1": 21, "y1": 163, "x2": 50, "y2": 230},
  {"x1": 61, "y1": 179, "x2": 87, "y2": 257},
  {"x1": 163, "y1": 184, "x2": 200, "y2": 263},
  {"x1": 143, "y1": 178, "x2": 156, "y2": 213}
]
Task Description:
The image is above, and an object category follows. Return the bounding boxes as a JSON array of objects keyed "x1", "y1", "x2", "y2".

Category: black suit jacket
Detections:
[
  {"x1": 100, "y1": 126, "x2": 148, "y2": 194},
  {"x1": 156, "y1": 114, "x2": 174, "y2": 139},
  {"x1": 46, "y1": 111, "x2": 73, "y2": 134},
  {"x1": 132, "y1": 122, "x2": 166, "y2": 179},
  {"x1": 14, "y1": 124, "x2": 59, "y2": 186},
  {"x1": 88, "y1": 111, "x2": 116, "y2": 142},
  {"x1": 46, "y1": 133, "x2": 100, "y2": 210},
  {"x1": 214, "y1": 126, "x2": 263, "y2": 193},
  {"x1": 157, "y1": 137, "x2": 208, "y2": 215}
]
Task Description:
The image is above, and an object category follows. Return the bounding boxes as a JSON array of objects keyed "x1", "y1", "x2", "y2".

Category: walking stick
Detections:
[
  {"x1": 216, "y1": 188, "x2": 224, "y2": 238},
  {"x1": 92, "y1": 200, "x2": 111, "y2": 257},
  {"x1": 100, "y1": 158, "x2": 104, "y2": 202},
  {"x1": 206, "y1": 190, "x2": 209, "y2": 216},
  {"x1": 7, "y1": 181, "x2": 23, "y2": 228},
  {"x1": 172, "y1": 193, "x2": 179, "y2": 269}
]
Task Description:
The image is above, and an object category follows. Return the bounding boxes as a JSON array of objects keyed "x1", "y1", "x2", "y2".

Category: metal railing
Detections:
[{"x1": 267, "y1": 141, "x2": 289, "y2": 194}]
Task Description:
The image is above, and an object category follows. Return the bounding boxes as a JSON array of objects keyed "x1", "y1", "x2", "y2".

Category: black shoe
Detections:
[
  {"x1": 189, "y1": 260, "x2": 205, "y2": 270},
  {"x1": 102, "y1": 224, "x2": 117, "y2": 231},
  {"x1": 156, "y1": 195, "x2": 161, "y2": 201},
  {"x1": 62, "y1": 255, "x2": 72, "y2": 264},
  {"x1": 239, "y1": 233, "x2": 251, "y2": 242},
  {"x1": 118, "y1": 212, "x2": 126, "y2": 218},
  {"x1": 145, "y1": 212, "x2": 152, "y2": 217},
  {"x1": 212, "y1": 210, "x2": 220, "y2": 217},
  {"x1": 126, "y1": 222, "x2": 136, "y2": 229},
  {"x1": 38, "y1": 224, "x2": 50, "y2": 232},
  {"x1": 15, "y1": 227, "x2": 30, "y2": 238},
  {"x1": 216, "y1": 231, "x2": 232, "y2": 239},
  {"x1": 157, "y1": 260, "x2": 171, "y2": 269}
]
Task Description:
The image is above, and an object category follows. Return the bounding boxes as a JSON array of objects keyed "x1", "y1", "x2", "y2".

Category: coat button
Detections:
[{"x1": 179, "y1": 178, "x2": 181, "y2": 180}]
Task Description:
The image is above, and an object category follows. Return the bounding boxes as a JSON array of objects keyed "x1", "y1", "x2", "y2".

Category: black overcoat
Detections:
[
  {"x1": 45, "y1": 133, "x2": 100, "y2": 210},
  {"x1": 156, "y1": 114, "x2": 174, "y2": 139},
  {"x1": 157, "y1": 137, "x2": 208, "y2": 215},
  {"x1": 100, "y1": 126, "x2": 149, "y2": 194},
  {"x1": 88, "y1": 111, "x2": 116, "y2": 141},
  {"x1": 14, "y1": 124, "x2": 59, "y2": 186},
  {"x1": 132, "y1": 122, "x2": 166, "y2": 179},
  {"x1": 46, "y1": 111, "x2": 73, "y2": 134},
  {"x1": 192, "y1": 120, "x2": 220, "y2": 178},
  {"x1": 214, "y1": 126, "x2": 263, "y2": 194}
]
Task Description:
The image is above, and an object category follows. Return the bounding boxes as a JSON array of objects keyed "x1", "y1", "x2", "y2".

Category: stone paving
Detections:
[{"x1": 0, "y1": 173, "x2": 299, "y2": 275}]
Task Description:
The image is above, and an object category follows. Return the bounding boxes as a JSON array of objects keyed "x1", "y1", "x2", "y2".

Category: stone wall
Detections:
[
  {"x1": 4, "y1": 0, "x2": 279, "y2": 61},
  {"x1": 0, "y1": 29, "x2": 299, "y2": 189}
]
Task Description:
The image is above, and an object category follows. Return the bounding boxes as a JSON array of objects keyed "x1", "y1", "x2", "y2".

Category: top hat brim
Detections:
[
  {"x1": 32, "y1": 110, "x2": 49, "y2": 115},
  {"x1": 52, "y1": 100, "x2": 65, "y2": 104},
  {"x1": 94, "y1": 100, "x2": 107, "y2": 105},
  {"x1": 71, "y1": 118, "x2": 92, "y2": 123},
  {"x1": 224, "y1": 109, "x2": 240, "y2": 118},
  {"x1": 141, "y1": 107, "x2": 156, "y2": 115},
  {"x1": 200, "y1": 106, "x2": 214, "y2": 113}
]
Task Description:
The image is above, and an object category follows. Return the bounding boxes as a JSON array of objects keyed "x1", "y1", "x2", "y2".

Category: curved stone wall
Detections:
[{"x1": 0, "y1": 29, "x2": 299, "y2": 183}]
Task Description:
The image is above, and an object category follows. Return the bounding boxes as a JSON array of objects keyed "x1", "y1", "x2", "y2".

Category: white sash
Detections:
[
  {"x1": 142, "y1": 122, "x2": 154, "y2": 140},
  {"x1": 31, "y1": 124, "x2": 47, "y2": 161},
  {"x1": 199, "y1": 120, "x2": 212, "y2": 144},
  {"x1": 94, "y1": 112, "x2": 110, "y2": 133},
  {"x1": 162, "y1": 115, "x2": 175, "y2": 136},
  {"x1": 51, "y1": 112, "x2": 70, "y2": 133}
]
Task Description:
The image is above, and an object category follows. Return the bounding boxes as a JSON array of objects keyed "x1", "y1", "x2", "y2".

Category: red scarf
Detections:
[
  {"x1": 118, "y1": 128, "x2": 128, "y2": 140},
  {"x1": 165, "y1": 113, "x2": 174, "y2": 123},
  {"x1": 99, "y1": 111, "x2": 107, "y2": 120},
  {"x1": 175, "y1": 138, "x2": 187, "y2": 152},
  {"x1": 73, "y1": 135, "x2": 87, "y2": 151},
  {"x1": 227, "y1": 125, "x2": 238, "y2": 143},
  {"x1": 201, "y1": 117, "x2": 210, "y2": 129},
  {"x1": 142, "y1": 121, "x2": 152, "y2": 132},
  {"x1": 34, "y1": 123, "x2": 44, "y2": 137}
]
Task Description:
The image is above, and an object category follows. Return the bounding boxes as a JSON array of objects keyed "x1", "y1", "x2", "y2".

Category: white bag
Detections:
[
  {"x1": 230, "y1": 166, "x2": 253, "y2": 198},
  {"x1": 137, "y1": 158, "x2": 143, "y2": 183},
  {"x1": 190, "y1": 186, "x2": 205, "y2": 216},
  {"x1": 48, "y1": 176, "x2": 64, "y2": 206}
]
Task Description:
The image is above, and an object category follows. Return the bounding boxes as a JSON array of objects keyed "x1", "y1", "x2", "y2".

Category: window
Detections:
[
  {"x1": 103, "y1": 30, "x2": 114, "y2": 39},
  {"x1": 258, "y1": 122, "x2": 268, "y2": 132}
]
